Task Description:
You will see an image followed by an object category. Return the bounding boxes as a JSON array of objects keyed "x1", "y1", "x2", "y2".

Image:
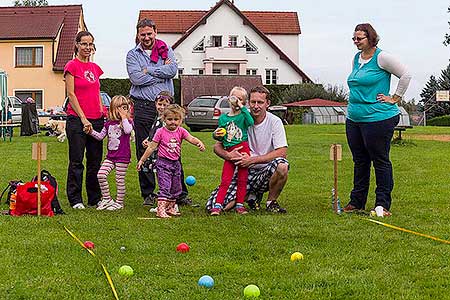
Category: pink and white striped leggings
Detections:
[{"x1": 97, "y1": 159, "x2": 129, "y2": 203}]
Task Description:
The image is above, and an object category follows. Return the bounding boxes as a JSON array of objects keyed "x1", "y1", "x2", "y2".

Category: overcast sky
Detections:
[{"x1": 1, "y1": 0, "x2": 449, "y2": 102}]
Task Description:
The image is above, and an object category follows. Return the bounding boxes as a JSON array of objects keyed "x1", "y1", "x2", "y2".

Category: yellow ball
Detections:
[
  {"x1": 290, "y1": 252, "x2": 304, "y2": 262},
  {"x1": 216, "y1": 128, "x2": 226, "y2": 136}
]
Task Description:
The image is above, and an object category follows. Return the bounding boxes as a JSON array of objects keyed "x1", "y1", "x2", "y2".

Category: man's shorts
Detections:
[{"x1": 205, "y1": 157, "x2": 289, "y2": 211}]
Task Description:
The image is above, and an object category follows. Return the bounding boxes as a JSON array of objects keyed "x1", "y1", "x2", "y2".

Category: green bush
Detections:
[
  {"x1": 264, "y1": 84, "x2": 292, "y2": 105},
  {"x1": 100, "y1": 78, "x2": 181, "y2": 104},
  {"x1": 427, "y1": 115, "x2": 450, "y2": 126}
]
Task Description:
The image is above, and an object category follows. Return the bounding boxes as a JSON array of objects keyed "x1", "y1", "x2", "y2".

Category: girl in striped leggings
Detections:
[{"x1": 88, "y1": 95, "x2": 133, "y2": 210}]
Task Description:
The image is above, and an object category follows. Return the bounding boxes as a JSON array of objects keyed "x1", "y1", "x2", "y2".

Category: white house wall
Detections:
[
  {"x1": 158, "y1": 33, "x2": 181, "y2": 47},
  {"x1": 267, "y1": 34, "x2": 299, "y2": 65},
  {"x1": 162, "y1": 4, "x2": 304, "y2": 84}
]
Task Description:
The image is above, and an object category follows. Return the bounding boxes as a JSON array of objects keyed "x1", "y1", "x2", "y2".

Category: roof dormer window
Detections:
[
  {"x1": 193, "y1": 38, "x2": 205, "y2": 52},
  {"x1": 245, "y1": 37, "x2": 258, "y2": 53}
]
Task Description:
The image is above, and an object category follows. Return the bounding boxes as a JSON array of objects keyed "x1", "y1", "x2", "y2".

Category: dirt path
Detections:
[{"x1": 409, "y1": 134, "x2": 450, "y2": 142}]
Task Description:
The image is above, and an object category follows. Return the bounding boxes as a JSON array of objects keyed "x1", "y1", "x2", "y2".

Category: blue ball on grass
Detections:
[
  {"x1": 185, "y1": 175, "x2": 196, "y2": 186},
  {"x1": 198, "y1": 275, "x2": 214, "y2": 288}
]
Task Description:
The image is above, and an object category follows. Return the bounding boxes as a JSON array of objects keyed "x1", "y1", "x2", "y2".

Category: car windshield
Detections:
[{"x1": 189, "y1": 98, "x2": 218, "y2": 108}]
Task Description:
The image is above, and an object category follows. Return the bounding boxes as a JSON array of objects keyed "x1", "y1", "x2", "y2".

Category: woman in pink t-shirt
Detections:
[{"x1": 64, "y1": 31, "x2": 105, "y2": 209}]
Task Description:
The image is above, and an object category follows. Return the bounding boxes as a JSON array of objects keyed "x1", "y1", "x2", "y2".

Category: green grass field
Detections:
[{"x1": 1, "y1": 125, "x2": 450, "y2": 299}]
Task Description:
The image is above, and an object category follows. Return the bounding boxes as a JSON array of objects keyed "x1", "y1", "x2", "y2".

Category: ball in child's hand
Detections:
[
  {"x1": 118, "y1": 265, "x2": 134, "y2": 276},
  {"x1": 185, "y1": 176, "x2": 196, "y2": 186},
  {"x1": 213, "y1": 128, "x2": 227, "y2": 140}
]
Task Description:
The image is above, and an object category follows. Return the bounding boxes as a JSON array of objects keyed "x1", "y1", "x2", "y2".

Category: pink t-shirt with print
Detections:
[
  {"x1": 64, "y1": 58, "x2": 103, "y2": 119},
  {"x1": 152, "y1": 126, "x2": 190, "y2": 161}
]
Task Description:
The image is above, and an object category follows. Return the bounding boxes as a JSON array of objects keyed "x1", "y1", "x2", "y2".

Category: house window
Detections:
[
  {"x1": 211, "y1": 36, "x2": 222, "y2": 47},
  {"x1": 245, "y1": 37, "x2": 258, "y2": 53},
  {"x1": 246, "y1": 69, "x2": 257, "y2": 75},
  {"x1": 228, "y1": 36, "x2": 237, "y2": 47},
  {"x1": 178, "y1": 68, "x2": 184, "y2": 75},
  {"x1": 15, "y1": 90, "x2": 43, "y2": 109},
  {"x1": 212, "y1": 69, "x2": 221, "y2": 75},
  {"x1": 228, "y1": 69, "x2": 238, "y2": 75},
  {"x1": 265, "y1": 69, "x2": 278, "y2": 84},
  {"x1": 193, "y1": 38, "x2": 205, "y2": 52},
  {"x1": 198, "y1": 69, "x2": 204, "y2": 75},
  {"x1": 16, "y1": 46, "x2": 43, "y2": 67}
]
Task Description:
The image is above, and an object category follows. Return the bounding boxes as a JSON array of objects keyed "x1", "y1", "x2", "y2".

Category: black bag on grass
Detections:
[
  {"x1": 31, "y1": 170, "x2": 65, "y2": 215},
  {"x1": 0, "y1": 180, "x2": 22, "y2": 205}
]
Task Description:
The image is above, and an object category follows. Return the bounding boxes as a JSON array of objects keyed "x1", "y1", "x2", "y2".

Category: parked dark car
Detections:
[
  {"x1": 62, "y1": 91, "x2": 111, "y2": 119},
  {"x1": 185, "y1": 96, "x2": 230, "y2": 131}
]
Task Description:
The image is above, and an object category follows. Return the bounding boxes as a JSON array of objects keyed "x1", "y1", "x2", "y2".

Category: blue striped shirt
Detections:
[{"x1": 126, "y1": 43, "x2": 177, "y2": 101}]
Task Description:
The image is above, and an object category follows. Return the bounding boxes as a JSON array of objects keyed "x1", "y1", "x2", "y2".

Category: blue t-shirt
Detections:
[{"x1": 347, "y1": 48, "x2": 400, "y2": 122}]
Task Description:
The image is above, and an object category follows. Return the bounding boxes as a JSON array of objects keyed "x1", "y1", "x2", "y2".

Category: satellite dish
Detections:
[{"x1": 175, "y1": 52, "x2": 183, "y2": 65}]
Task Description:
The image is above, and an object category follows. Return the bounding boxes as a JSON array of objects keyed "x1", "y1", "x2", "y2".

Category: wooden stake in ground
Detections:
[
  {"x1": 329, "y1": 144, "x2": 342, "y2": 213},
  {"x1": 32, "y1": 142, "x2": 47, "y2": 216}
]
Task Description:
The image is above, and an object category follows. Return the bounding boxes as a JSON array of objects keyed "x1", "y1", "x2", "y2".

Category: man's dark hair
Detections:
[
  {"x1": 136, "y1": 18, "x2": 157, "y2": 32},
  {"x1": 250, "y1": 86, "x2": 270, "y2": 101}
]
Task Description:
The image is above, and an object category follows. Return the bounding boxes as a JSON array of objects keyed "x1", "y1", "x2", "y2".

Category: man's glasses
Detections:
[
  {"x1": 352, "y1": 36, "x2": 367, "y2": 42},
  {"x1": 78, "y1": 42, "x2": 95, "y2": 48},
  {"x1": 139, "y1": 33, "x2": 154, "y2": 37}
]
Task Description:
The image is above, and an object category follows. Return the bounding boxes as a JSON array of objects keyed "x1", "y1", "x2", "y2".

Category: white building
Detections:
[{"x1": 139, "y1": 0, "x2": 311, "y2": 84}]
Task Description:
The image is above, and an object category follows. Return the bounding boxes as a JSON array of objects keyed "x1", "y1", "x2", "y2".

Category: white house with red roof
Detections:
[
  {"x1": 139, "y1": 0, "x2": 311, "y2": 84},
  {"x1": 0, "y1": 5, "x2": 86, "y2": 111}
]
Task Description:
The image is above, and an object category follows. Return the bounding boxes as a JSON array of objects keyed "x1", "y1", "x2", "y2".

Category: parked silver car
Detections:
[
  {"x1": 185, "y1": 96, "x2": 230, "y2": 131},
  {"x1": 6, "y1": 96, "x2": 23, "y2": 123}
]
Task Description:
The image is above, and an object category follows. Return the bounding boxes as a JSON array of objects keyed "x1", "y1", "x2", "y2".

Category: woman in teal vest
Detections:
[{"x1": 343, "y1": 23, "x2": 411, "y2": 217}]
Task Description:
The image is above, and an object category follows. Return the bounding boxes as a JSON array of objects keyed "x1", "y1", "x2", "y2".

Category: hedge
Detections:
[
  {"x1": 427, "y1": 115, "x2": 450, "y2": 126},
  {"x1": 100, "y1": 78, "x2": 295, "y2": 106}
]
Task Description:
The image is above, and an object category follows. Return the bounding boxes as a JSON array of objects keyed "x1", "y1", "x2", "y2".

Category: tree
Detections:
[
  {"x1": 281, "y1": 83, "x2": 348, "y2": 104},
  {"x1": 13, "y1": 0, "x2": 48, "y2": 6},
  {"x1": 445, "y1": 6, "x2": 450, "y2": 46},
  {"x1": 419, "y1": 64, "x2": 450, "y2": 120}
]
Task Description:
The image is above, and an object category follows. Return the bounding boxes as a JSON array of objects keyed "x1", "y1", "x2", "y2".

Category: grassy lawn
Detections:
[{"x1": 1, "y1": 124, "x2": 450, "y2": 299}]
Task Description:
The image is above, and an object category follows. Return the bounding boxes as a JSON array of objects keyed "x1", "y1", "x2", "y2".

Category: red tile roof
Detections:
[
  {"x1": 0, "y1": 5, "x2": 84, "y2": 71},
  {"x1": 139, "y1": 10, "x2": 207, "y2": 34},
  {"x1": 139, "y1": 10, "x2": 301, "y2": 35},
  {"x1": 283, "y1": 99, "x2": 348, "y2": 107},
  {"x1": 0, "y1": 15, "x2": 64, "y2": 39}
]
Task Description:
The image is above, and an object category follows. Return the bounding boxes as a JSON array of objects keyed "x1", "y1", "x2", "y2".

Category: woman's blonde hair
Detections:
[
  {"x1": 162, "y1": 104, "x2": 185, "y2": 120},
  {"x1": 109, "y1": 95, "x2": 130, "y2": 121}
]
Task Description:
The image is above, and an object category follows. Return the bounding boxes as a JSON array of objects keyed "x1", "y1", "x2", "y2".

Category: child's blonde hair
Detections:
[
  {"x1": 109, "y1": 95, "x2": 130, "y2": 121},
  {"x1": 155, "y1": 91, "x2": 174, "y2": 104},
  {"x1": 163, "y1": 104, "x2": 185, "y2": 120},
  {"x1": 229, "y1": 86, "x2": 248, "y2": 104}
]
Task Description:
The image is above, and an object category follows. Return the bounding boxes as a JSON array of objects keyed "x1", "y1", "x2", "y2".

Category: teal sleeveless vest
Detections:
[{"x1": 347, "y1": 48, "x2": 399, "y2": 122}]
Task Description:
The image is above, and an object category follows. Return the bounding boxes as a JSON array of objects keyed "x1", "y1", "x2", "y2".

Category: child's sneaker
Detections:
[
  {"x1": 97, "y1": 199, "x2": 114, "y2": 210},
  {"x1": 167, "y1": 202, "x2": 181, "y2": 216},
  {"x1": 210, "y1": 204, "x2": 223, "y2": 216},
  {"x1": 235, "y1": 205, "x2": 248, "y2": 215},
  {"x1": 72, "y1": 203, "x2": 85, "y2": 209},
  {"x1": 106, "y1": 202, "x2": 123, "y2": 211}
]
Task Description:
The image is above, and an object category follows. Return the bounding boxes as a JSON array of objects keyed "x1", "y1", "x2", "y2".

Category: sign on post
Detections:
[
  {"x1": 436, "y1": 90, "x2": 450, "y2": 102},
  {"x1": 32, "y1": 142, "x2": 47, "y2": 216},
  {"x1": 329, "y1": 144, "x2": 342, "y2": 161}
]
